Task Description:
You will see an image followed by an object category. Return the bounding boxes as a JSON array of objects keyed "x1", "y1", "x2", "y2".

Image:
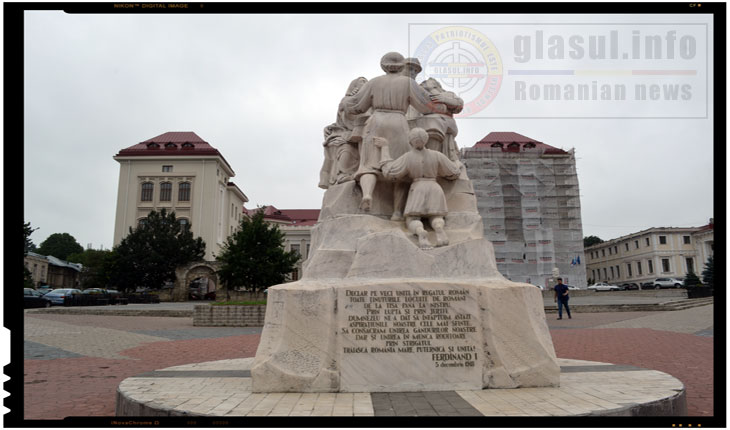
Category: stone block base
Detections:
[{"x1": 251, "y1": 279, "x2": 559, "y2": 392}]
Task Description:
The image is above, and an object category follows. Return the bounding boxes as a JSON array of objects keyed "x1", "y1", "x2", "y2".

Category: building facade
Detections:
[
  {"x1": 585, "y1": 220, "x2": 714, "y2": 287},
  {"x1": 462, "y1": 132, "x2": 587, "y2": 288},
  {"x1": 24, "y1": 252, "x2": 82, "y2": 289},
  {"x1": 113, "y1": 132, "x2": 248, "y2": 261}
]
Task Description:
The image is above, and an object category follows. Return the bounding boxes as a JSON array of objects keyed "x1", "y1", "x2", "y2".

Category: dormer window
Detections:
[
  {"x1": 507, "y1": 142, "x2": 520, "y2": 151},
  {"x1": 146, "y1": 143, "x2": 160, "y2": 149},
  {"x1": 523, "y1": 142, "x2": 536, "y2": 149},
  {"x1": 490, "y1": 143, "x2": 503, "y2": 148},
  {"x1": 182, "y1": 142, "x2": 195, "y2": 149},
  {"x1": 165, "y1": 142, "x2": 177, "y2": 149}
]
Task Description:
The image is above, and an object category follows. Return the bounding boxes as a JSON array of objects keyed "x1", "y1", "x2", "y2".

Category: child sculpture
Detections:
[{"x1": 375, "y1": 128, "x2": 462, "y2": 249}]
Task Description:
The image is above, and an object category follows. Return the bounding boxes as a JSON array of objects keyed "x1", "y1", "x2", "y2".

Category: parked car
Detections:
[
  {"x1": 640, "y1": 281, "x2": 655, "y2": 289},
  {"x1": 567, "y1": 285, "x2": 580, "y2": 291},
  {"x1": 24, "y1": 288, "x2": 52, "y2": 308},
  {"x1": 36, "y1": 286, "x2": 53, "y2": 295},
  {"x1": 587, "y1": 282, "x2": 620, "y2": 291},
  {"x1": 653, "y1": 278, "x2": 684, "y2": 289},
  {"x1": 620, "y1": 283, "x2": 640, "y2": 291},
  {"x1": 43, "y1": 288, "x2": 82, "y2": 305}
]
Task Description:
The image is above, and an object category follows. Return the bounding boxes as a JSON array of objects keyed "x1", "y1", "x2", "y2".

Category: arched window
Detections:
[
  {"x1": 507, "y1": 142, "x2": 520, "y2": 151},
  {"x1": 523, "y1": 142, "x2": 536, "y2": 149},
  {"x1": 141, "y1": 182, "x2": 154, "y2": 201},
  {"x1": 165, "y1": 142, "x2": 177, "y2": 149},
  {"x1": 138, "y1": 218, "x2": 147, "y2": 228},
  {"x1": 160, "y1": 182, "x2": 172, "y2": 201},
  {"x1": 178, "y1": 182, "x2": 191, "y2": 201},
  {"x1": 146, "y1": 142, "x2": 160, "y2": 149},
  {"x1": 490, "y1": 143, "x2": 503, "y2": 148},
  {"x1": 178, "y1": 218, "x2": 190, "y2": 229},
  {"x1": 182, "y1": 142, "x2": 195, "y2": 149}
]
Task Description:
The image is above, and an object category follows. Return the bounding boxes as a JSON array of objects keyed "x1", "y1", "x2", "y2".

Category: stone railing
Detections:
[{"x1": 193, "y1": 304, "x2": 266, "y2": 326}]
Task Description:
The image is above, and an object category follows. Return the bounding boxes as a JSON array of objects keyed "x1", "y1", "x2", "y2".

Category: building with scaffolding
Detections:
[{"x1": 462, "y1": 132, "x2": 587, "y2": 289}]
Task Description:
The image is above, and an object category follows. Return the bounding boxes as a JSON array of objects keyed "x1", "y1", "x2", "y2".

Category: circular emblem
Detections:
[{"x1": 413, "y1": 26, "x2": 503, "y2": 117}]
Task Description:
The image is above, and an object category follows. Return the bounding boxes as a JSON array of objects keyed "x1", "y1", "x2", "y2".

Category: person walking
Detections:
[{"x1": 553, "y1": 277, "x2": 572, "y2": 320}]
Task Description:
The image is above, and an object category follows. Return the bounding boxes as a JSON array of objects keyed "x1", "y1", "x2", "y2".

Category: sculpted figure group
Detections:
[{"x1": 318, "y1": 52, "x2": 466, "y2": 249}]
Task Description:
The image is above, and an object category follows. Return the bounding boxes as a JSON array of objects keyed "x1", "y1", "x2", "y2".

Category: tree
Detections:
[
  {"x1": 67, "y1": 249, "x2": 114, "y2": 290},
  {"x1": 24, "y1": 222, "x2": 37, "y2": 255},
  {"x1": 24, "y1": 222, "x2": 38, "y2": 288},
  {"x1": 701, "y1": 255, "x2": 714, "y2": 286},
  {"x1": 583, "y1": 235, "x2": 604, "y2": 248},
  {"x1": 216, "y1": 208, "x2": 300, "y2": 296},
  {"x1": 37, "y1": 232, "x2": 84, "y2": 260},
  {"x1": 108, "y1": 209, "x2": 206, "y2": 292},
  {"x1": 684, "y1": 270, "x2": 701, "y2": 287}
]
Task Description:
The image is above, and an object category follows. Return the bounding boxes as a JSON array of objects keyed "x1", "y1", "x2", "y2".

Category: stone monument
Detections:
[{"x1": 251, "y1": 52, "x2": 560, "y2": 393}]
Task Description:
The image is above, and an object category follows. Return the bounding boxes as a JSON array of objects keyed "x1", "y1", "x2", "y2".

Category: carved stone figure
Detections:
[
  {"x1": 377, "y1": 128, "x2": 461, "y2": 248},
  {"x1": 319, "y1": 77, "x2": 368, "y2": 189},
  {"x1": 345, "y1": 52, "x2": 435, "y2": 219},
  {"x1": 418, "y1": 78, "x2": 464, "y2": 162}
]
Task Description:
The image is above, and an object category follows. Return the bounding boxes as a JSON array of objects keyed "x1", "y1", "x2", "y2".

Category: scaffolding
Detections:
[{"x1": 462, "y1": 146, "x2": 588, "y2": 288}]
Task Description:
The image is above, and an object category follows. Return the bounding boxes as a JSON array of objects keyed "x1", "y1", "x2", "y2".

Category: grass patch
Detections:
[{"x1": 212, "y1": 300, "x2": 267, "y2": 306}]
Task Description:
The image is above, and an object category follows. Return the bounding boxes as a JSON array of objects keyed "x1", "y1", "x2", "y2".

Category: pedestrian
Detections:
[{"x1": 553, "y1": 277, "x2": 572, "y2": 320}]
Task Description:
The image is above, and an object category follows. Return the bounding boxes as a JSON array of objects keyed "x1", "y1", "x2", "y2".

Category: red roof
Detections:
[
  {"x1": 472, "y1": 132, "x2": 567, "y2": 155},
  {"x1": 243, "y1": 206, "x2": 320, "y2": 226},
  {"x1": 115, "y1": 131, "x2": 235, "y2": 172}
]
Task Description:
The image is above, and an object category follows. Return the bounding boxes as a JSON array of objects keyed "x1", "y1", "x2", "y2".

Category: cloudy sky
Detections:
[{"x1": 22, "y1": 8, "x2": 715, "y2": 251}]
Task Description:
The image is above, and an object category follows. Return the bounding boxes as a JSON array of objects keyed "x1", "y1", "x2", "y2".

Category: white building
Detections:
[
  {"x1": 113, "y1": 132, "x2": 248, "y2": 260},
  {"x1": 585, "y1": 220, "x2": 714, "y2": 287}
]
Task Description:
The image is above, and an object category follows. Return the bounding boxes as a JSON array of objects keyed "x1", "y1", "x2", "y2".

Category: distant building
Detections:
[
  {"x1": 113, "y1": 132, "x2": 248, "y2": 260},
  {"x1": 24, "y1": 252, "x2": 82, "y2": 289},
  {"x1": 585, "y1": 220, "x2": 714, "y2": 287},
  {"x1": 248, "y1": 206, "x2": 320, "y2": 281},
  {"x1": 462, "y1": 132, "x2": 587, "y2": 288}
]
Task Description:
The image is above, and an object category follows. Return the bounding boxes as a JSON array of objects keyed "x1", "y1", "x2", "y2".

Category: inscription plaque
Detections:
[{"x1": 338, "y1": 285, "x2": 483, "y2": 391}]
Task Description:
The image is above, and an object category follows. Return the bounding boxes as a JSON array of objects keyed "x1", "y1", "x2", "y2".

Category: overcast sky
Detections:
[{"x1": 22, "y1": 9, "x2": 715, "y2": 252}]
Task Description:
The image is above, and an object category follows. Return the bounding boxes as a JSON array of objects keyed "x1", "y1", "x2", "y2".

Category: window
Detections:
[
  {"x1": 592, "y1": 269, "x2": 596, "y2": 280},
  {"x1": 146, "y1": 142, "x2": 160, "y2": 149},
  {"x1": 637, "y1": 261, "x2": 642, "y2": 275},
  {"x1": 614, "y1": 246, "x2": 618, "y2": 254},
  {"x1": 141, "y1": 182, "x2": 153, "y2": 201},
  {"x1": 160, "y1": 182, "x2": 172, "y2": 201},
  {"x1": 290, "y1": 244, "x2": 301, "y2": 256},
  {"x1": 165, "y1": 142, "x2": 177, "y2": 149},
  {"x1": 683, "y1": 236, "x2": 691, "y2": 244},
  {"x1": 659, "y1": 236, "x2": 667, "y2": 245},
  {"x1": 601, "y1": 249, "x2": 605, "y2": 257},
  {"x1": 648, "y1": 260, "x2": 654, "y2": 273},
  {"x1": 625, "y1": 243, "x2": 629, "y2": 251},
  {"x1": 616, "y1": 266, "x2": 620, "y2": 278},
  {"x1": 608, "y1": 247, "x2": 612, "y2": 255},
  {"x1": 178, "y1": 182, "x2": 191, "y2": 201},
  {"x1": 603, "y1": 268, "x2": 607, "y2": 279},
  {"x1": 306, "y1": 243, "x2": 310, "y2": 258},
  {"x1": 138, "y1": 218, "x2": 147, "y2": 228},
  {"x1": 178, "y1": 218, "x2": 190, "y2": 229},
  {"x1": 291, "y1": 268, "x2": 299, "y2": 281},
  {"x1": 182, "y1": 142, "x2": 194, "y2": 149},
  {"x1": 627, "y1": 263, "x2": 632, "y2": 277},
  {"x1": 686, "y1": 258, "x2": 694, "y2": 274},
  {"x1": 635, "y1": 240, "x2": 639, "y2": 249},
  {"x1": 646, "y1": 238, "x2": 650, "y2": 246},
  {"x1": 661, "y1": 258, "x2": 670, "y2": 273},
  {"x1": 162, "y1": 165, "x2": 173, "y2": 172},
  {"x1": 610, "y1": 267, "x2": 614, "y2": 278}
]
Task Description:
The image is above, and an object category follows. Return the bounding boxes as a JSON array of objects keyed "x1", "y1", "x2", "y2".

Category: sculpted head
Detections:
[
  {"x1": 408, "y1": 128, "x2": 429, "y2": 150},
  {"x1": 402, "y1": 57, "x2": 422, "y2": 79},
  {"x1": 421, "y1": 77, "x2": 443, "y2": 93},
  {"x1": 346, "y1": 77, "x2": 368, "y2": 96},
  {"x1": 380, "y1": 52, "x2": 405, "y2": 74}
]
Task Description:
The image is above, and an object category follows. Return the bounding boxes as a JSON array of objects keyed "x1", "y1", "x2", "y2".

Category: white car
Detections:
[
  {"x1": 652, "y1": 278, "x2": 684, "y2": 289},
  {"x1": 587, "y1": 282, "x2": 620, "y2": 291}
]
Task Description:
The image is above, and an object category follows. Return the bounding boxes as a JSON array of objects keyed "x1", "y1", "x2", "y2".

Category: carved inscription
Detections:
[{"x1": 341, "y1": 288, "x2": 479, "y2": 368}]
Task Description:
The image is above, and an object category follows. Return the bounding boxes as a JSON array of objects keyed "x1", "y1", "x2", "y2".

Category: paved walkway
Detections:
[{"x1": 22, "y1": 304, "x2": 713, "y2": 419}]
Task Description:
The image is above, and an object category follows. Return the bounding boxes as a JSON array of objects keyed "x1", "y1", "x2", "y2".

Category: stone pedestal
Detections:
[{"x1": 251, "y1": 180, "x2": 560, "y2": 392}]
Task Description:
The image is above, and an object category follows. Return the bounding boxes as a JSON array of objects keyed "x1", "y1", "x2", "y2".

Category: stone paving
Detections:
[
  {"x1": 21, "y1": 303, "x2": 714, "y2": 419},
  {"x1": 116, "y1": 357, "x2": 686, "y2": 417}
]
